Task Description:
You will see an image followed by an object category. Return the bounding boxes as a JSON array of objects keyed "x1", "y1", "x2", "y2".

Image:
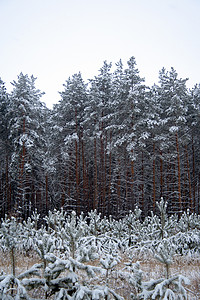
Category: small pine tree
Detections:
[{"x1": 138, "y1": 239, "x2": 190, "y2": 299}]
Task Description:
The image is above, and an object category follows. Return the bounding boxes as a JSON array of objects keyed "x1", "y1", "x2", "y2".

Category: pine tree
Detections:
[
  {"x1": 52, "y1": 73, "x2": 88, "y2": 213},
  {"x1": 7, "y1": 73, "x2": 46, "y2": 218},
  {"x1": 0, "y1": 78, "x2": 11, "y2": 216},
  {"x1": 88, "y1": 61, "x2": 114, "y2": 215},
  {"x1": 190, "y1": 84, "x2": 200, "y2": 214},
  {"x1": 155, "y1": 68, "x2": 189, "y2": 214}
]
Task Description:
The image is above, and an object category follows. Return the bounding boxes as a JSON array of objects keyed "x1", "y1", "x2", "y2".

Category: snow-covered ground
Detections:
[{"x1": 0, "y1": 250, "x2": 199, "y2": 299}]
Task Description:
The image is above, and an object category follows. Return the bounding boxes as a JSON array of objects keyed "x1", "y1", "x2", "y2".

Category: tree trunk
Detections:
[
  {"x1": 46, "y1": 175, "x2": 49, "y2": 213},
  {"x1": 185, "y1": 145, "x2": 192, "y2": 211},
  {"x1": 100, "y1": 134, "x2": 105, "y2": 215},
  {"x1": 75, "y1": 109, "x2": 80, "y2": 214},
  {"x1": 116, "y1": 159, "x2": 121, "y2": 215},
  {"x1": 107, "y1": 132, "x2": 112, "y2": 216},
  {"x1": 18, "y1": 117, "x2": 26, "y2": 215},
  {"x1": 131, "y1": 153, "x2": 135, "y2": 211},
  {"x1": 93, "y1": 138, "x2": 98, "y2": 210},
  {"x1": 192, "y1": 138, "x2": 196, "y2": 212},
  {"x1": 11, "y1": 247, "x2": 16, "y2": 277},
  {"x1": 176, "y1": 132, "x2": 182, "y2": 213},
  {"x1": 75, "y1": 139, "x2": 80, "y2": 214},
  {"x1": 153, "y1": 143, "x2": 156, "y2": 211},
  {"x1": 160, "y1": 149, "x2": 163, "y2": 199},
  {"x1": 141, "y1": 151, "x2": 144, "y2": 211}
]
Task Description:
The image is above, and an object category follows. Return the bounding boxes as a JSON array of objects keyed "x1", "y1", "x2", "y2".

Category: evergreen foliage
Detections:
[
  {"x1": 0, "y1": 202, "x2": 199, "y2": 298},
  {"x1": 0, "y1": 56, "x2": 200, "y2": 218}
]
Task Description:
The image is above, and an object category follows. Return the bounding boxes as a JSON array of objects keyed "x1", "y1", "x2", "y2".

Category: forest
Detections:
[{"x1": 0, "y1": 56, "x2": 200, "y2": 219}]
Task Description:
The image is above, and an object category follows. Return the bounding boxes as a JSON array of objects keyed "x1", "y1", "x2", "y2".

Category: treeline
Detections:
[{"x1": 0, "y1": 56, "x2": 200, "y2": 219}]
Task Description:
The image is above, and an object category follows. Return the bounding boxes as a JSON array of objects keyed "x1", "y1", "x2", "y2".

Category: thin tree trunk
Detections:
[
  {"x1": 166, "y1": 151, "x2": 171, "y2": 207},
  {"x1": 198, "y1": 173, "x2": 200, "y2": 214},
  {"x1": 93, "y1": 138, "x2": 98, "y2": 210},
  {"x1": 103, "y1": 132, "x2": 108, "y2": 216},
  {"x1": 192, "y1": 138, "x2": 196, "y2": 211},
  {"x1": 153, "y1": 143, "x2": 156, "y2": 211},
  {"x1": 117, "y1": 158, "x2": 121, "y2": 215},
  {"x1": 10, "y1": 247, "x2": 16, "y2": 296},
  {"x1": 75, "y1": 139, "x2": 80, "y2": 214},
  {"x1": 11, "y1": 247, "x2": 16, "y2": 277},
  {"x1": 45, "y1": 175, "x2": 49, "y2": 213},
  {"x1": 68, "y1": 151, "x2": 72, "y2": 201},
  {"x1": 18, "y1": 117, "x2": 26, "y2": 214},
  {"x1": 130, "y1": 151, "x2": 134, "y2": 211},
  {"x1": 100, "y1": 134, "x2": 105, "y2": 214},
  {"x1": 6, "y1": 155, "x2": 11, "y2": 214},
  {"x1": 171, "y1": 160, "x2": 176, "y2": 212},
  {"x1": 81, "y1": 136, "x2": 86, "y2": 201},
  {"x1": 185, "y1": 145, "x2": 192, "y2": 211},
  {"x1": 176, "y1": 132, "x2": 182, "y2": 212},
  {"x1": 141, "y1": 151, "x2": 144, "y2": 211},
  {"x1": 107, "y1": 132, "x2": 112, "y2": 216},
  {"x1": 160, "y1": 149, "x2": 163, "y2": 199},
  {"x1": 75, "y1": 109, "x2": 80, "y2": 214}
]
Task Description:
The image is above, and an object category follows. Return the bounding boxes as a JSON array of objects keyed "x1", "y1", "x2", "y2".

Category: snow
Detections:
[{"x1": 0, "y1": 202, "x2": 199, "y2": 299}]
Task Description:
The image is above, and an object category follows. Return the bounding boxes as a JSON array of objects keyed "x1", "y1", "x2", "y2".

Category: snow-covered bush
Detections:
[
  {"x1": 0, "y1": 205, "x2": 198, "y2": 299},
  {"x1": 138, "y1": 237, "x2": 190, "y2": 299},
  {"x1": 100, "y1": 249, "x2": 121, "y2": 283},
  {"x1": 0, "y1": 215, "x2": 24, "y2": 276},
  {"x1": 120, "y1": 247, "x2": 190, "y2": 300},
  {"x1": 138, "y1": 274, "x2": 189, "y2": 300}
]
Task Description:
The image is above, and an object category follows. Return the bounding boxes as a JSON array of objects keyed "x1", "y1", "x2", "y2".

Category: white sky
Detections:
[{"x1": 0, "y1": 0, "x2": 200, "y2": 108}]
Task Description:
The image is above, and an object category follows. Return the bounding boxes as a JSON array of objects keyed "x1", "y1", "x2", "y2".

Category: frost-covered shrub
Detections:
[
  {"x1": 0, "y1": 274, "x2": 30, "y2": 299},
  {"x1": 22, "y1": 210, "x2": 41, "y2": 252},
  {"x1": 122, "y1": 207, "x2": 143, "y2": 247},
  {"x1": 0, "y1": 215, "x2": 25, "y2": 277},
  {"x1": 0, "y1": 205, "x2": 198, "y2": 299},
  {"x1": 86, "y1": 210, "x2": 111, "y2": 238},
  {"x1": 139, "y1": 236, "x2": 190, "y2": 299},
  {"x1": 20, "y1": 252, "x2": 123, "y2": 300},
  {"x1": 153, "y1": 239, "x2": 176, "y2": 279},
  {"x1": 138, "y1": 274, "x2": 189, "y2": 300},
  {"x1": 170, "y1": 230, "x2": 200, "y2": 255},
  {"x1": 119, "y1": 259, "x2": 143, "y2": 298},
  {"x1": 77, "y1": 244, "x2": 99, "y2": 262},
  {"x1": 44, "y1": 210, "x2": 88, "y2": 259},
  {"x1": 100, "y1": 249, "x2": 121, "y2": 283},
  {"x1": 119, "y1": 253, "x2": 189, "y2": 300},
  {"x1": 178, "y1": 209, "x2": 200, "y2": 232}
]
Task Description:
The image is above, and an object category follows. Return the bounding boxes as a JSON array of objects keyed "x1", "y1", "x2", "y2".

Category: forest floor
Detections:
[{"x1": 0, "y1": 250, "x2": 199, "y2": 299}]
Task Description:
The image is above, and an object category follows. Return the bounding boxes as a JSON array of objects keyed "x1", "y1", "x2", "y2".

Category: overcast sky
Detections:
[{"x1": 0, "y1": 0, "x2": 200, "y2": 108}]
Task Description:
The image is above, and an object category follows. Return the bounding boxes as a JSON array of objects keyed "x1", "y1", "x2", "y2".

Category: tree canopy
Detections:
[{"x1": 0, "y1": 57, "x2": 200, "y2": 218}]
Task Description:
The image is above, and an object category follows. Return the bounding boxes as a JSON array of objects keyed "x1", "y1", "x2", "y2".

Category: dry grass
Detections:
[
  {"x1": 0, "y1": 250, "x2": 199, "y2": 299},
  {"x1": 0, "y1": 250, "x2": 40, "y2": 275}
]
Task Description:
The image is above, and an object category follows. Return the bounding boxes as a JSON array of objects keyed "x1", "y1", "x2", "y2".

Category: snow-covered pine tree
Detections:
[
  {"x1": 155, "y1": 198, "x2": 177, "y2": 240},
  {"x1": 0, "y1": 215, "x2": 32, "y2": 299},
  {"x1": 139, "y1": 239, "x2": 189, "y2": 299},
  {"x1": 88, "y1": 61, "x2": 114, "y2": 215},
  {"x1": 119, "y1": 258, "x2": 143, "y2": 299},
  {"x1": 51, "y1": 73, "x2": 88, "y2": 213},
  {"x1": 189, "y1": 84, "x2": 200, "y2": 214},
  {"x1": 155, "y1": 68, "x2": 189, "y2": 214},
  {"x1": 20, "y1": 226, "x2": 122, "y2": 299},
  {"x1": 0, "y1": 78, "x2": 11, "y2": 217},
  {"x1": 109, "y1": 57, "x2": 146, "y2": 214},
  {"x1": 100, "y1": 249, "x2": 121, "y2": 285},
  {"x1": 7, "y1": 73, "x2": 46, "y2": 218},
  {"x1": 119, "y1": 239, "x2": 189, "y2": 300},
  {"x1": 0, "y1": 217, "x2": 18, "y2": 276},
  {"x1": 122, "y1": 206, "x2": 142, "y2": 248}
]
